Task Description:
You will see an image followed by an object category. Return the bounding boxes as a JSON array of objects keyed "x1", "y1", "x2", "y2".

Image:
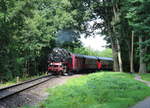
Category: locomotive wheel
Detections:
[
  {"x1": 68, "y1": 71, "x2": 74, "y2": 76},
  {"x1": 63, "y1": 73, "x2": 68, "y2": 76},
  {"x1": 63, "y1": 69, "x2": 68, "y2": 76},
  {"x1": 62, "y1": 66, "x2": 68, "y2": 76},
  {"x1": 59, "y1": 71, "x2": 63, "y2": 75}
]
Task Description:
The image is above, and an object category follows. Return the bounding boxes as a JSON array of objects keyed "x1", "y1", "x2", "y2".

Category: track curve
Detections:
[{"x1": 0, "y1": 75, "x2": 56, "y2": 100}]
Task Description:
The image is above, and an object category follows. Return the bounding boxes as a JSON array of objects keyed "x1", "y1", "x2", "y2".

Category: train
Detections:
[{"x1": 48, "y1": 48, "x2": 113, "y2": 75}]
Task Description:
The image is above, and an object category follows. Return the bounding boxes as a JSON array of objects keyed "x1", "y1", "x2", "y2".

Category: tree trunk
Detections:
[
  {"x1": 139, "y1": 36, "x2": 146, "y2": 73},
  {"x1": 103, "y1": 0, "x2": 120, "y2": 72},
  {"x1": 112, "y1": 3, "x2": 123, "y2": 72},
  {"x1": 116, "y1": 38, "x2": 123, "y2": 72},
  {"x1": 110, "y1": 36, "x2": 119, "y2": 72},
  {"x1": 130, "y1": 31, "x2": 134, "y2": 73},
  {"x1": 112, "y1": 25, "x2": 122, "y2": 72},
  {"x1": 24, "y1": 60, "x2": 28, "y2": 77}
]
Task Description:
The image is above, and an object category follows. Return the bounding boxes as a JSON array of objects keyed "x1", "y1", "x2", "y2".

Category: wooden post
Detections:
[
  {"x1": 0, "y1": 80, "x2": 3, "y2": 84},
  {"x1": 16, "y1": 76, "x2": 19, "y2": 83}
]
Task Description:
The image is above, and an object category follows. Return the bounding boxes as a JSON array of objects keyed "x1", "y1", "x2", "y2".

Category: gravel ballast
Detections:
[{"x1": 0, "y1": 74, "x2": 82, "y2": 108}]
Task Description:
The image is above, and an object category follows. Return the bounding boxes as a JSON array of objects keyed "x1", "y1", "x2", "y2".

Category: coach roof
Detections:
[
  {"x1": 73, "y1": 54, "x2": 113, "y2": 61},
  {"x1": 73, "y1": 54, "x2": 97, "y2": 60},
  {"x1": 97, "y1": 57, "x2": 113, "y2": 61}
]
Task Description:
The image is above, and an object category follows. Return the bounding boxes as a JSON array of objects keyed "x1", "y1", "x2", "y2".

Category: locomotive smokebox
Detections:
[{"x1": 48, "y1": 48, "x2": 71, "y2": 62}]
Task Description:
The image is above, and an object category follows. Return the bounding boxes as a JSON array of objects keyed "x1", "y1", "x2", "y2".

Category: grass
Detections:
[
  {"x1": 23, "y1": 72, "x2": 150, "y2": 108},
  {"x1": 140, "y1": 73, "x2": 150, "y2": 81},
  {"x1": 0, "y1": 74, "x2": 46, "y2": 88}
]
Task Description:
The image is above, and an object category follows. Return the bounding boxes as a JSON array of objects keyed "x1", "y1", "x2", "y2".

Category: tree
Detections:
[
  {"x1": 125, "y1": 0, "x2": 150, "y2": 73},
  {"x1": 0, "y1": 0, "x2": 83, "y2": 81}
]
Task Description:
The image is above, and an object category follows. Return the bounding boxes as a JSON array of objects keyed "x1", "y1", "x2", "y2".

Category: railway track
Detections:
[{"x1": 0, "y1": 75, "x2": 56, "y2": 100}]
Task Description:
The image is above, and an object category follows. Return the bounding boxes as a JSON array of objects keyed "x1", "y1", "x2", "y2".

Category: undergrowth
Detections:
[
  {"x1": 24, "y1": 72, "x2": 150, "y2": 108},
  {"x1": 140, "y1": 73, "x2": 150, "y2": 81}
]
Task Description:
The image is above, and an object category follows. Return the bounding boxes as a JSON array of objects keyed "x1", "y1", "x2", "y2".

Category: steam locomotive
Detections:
[{"x1": 48, "y1": 48, "x2": 113, "y2": 75}]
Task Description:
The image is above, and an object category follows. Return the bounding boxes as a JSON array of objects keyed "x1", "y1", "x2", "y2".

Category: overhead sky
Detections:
[
  {"x1": 80, "y1": 19, "x2": 107, "y2": 51},
  {"x1": 80, "y1": 35, "x2": 107, "y2": 51}
]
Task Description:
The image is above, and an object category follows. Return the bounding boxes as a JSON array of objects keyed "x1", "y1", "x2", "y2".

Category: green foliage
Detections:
[
  {"x1": 73, "y1": 47, "x2": 113, "y2": 57},
  {"x1": 0, "y1": 0, "x2": 85, "y2": 81},
  {"x1": 0, "y1": 0, "x2": 28, "y2": 81},
  {"x1": 124, "y1": 0, "x2": 150, "y2": 72},
  {"x1": 98, "y1": 49, "x2": 113, "y2": 57},
  {"x1": 26, "y1": 72, "x2": 150, "y2": 108},
  {"x1": 140, "y1": 73, "x2": 150, "y2": 81}
]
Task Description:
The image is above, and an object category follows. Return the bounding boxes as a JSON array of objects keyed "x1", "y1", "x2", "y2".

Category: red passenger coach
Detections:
[
  {"x1": 97, "y1": 57, "x2": 113, "y2": 70},
  {"x1": 71, "y1": 54, "x2": 104, "y2": 72},
  {"x1": 71, "y1": 54, "x2": 85, "y2": 72}
]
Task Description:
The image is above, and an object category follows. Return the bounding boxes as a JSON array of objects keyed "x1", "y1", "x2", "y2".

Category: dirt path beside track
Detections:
[{"x1": 130, "y1": 75, "x2": 150, "y2": 108}]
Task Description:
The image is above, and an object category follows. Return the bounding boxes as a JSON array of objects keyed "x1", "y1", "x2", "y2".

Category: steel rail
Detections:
[{"x1": 0, "y1": 75, "x2": 57, "y2": 100}]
